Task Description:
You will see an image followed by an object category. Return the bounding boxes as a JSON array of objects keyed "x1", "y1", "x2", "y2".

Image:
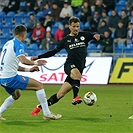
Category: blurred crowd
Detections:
[{"x1": 0, "y1": 0, "x2": 133, "y2": 53}]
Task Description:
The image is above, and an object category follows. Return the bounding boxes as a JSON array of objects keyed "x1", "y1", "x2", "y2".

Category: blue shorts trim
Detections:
[{"x1": 0, "y1": 74, "x2": 29, "y2": 95}]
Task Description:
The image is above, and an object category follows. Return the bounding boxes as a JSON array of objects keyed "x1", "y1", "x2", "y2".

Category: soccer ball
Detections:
[{"x1": 83, "y1": 92, "x2": 97, "y2": 106}]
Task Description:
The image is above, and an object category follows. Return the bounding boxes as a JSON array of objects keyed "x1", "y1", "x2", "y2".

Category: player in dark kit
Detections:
[{"x1": 30, "y1": 16, "x2": 105, "y2": 116}]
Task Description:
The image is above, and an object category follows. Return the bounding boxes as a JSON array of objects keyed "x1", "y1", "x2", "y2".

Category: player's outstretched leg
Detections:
[
  {"x1": 71, "y1": 80, "x2": 82, "y2": 105},
  {"x1": 31, "y1": 94, "x2": 59, "y2": 116}
]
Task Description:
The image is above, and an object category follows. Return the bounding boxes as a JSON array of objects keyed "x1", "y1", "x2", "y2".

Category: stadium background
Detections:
[{"x1": 0, "y1": 0, "x2": 133, "y2": 84}]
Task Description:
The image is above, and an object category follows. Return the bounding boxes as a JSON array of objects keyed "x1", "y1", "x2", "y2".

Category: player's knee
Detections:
[
  {"x1": 36, "y1": 82, "x2": 44, "y2": 91},
  {"x1": 12, "y1": 89, "x2": 21, "y2": 100}
]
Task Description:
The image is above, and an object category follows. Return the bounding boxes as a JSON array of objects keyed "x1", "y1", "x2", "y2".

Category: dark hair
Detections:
[
  {"x1": 69, "y1": 16, "x2": 80, "y2": 25},
  {"x1": 14, "y1": 24, "x2": 27, "y2": 36}
]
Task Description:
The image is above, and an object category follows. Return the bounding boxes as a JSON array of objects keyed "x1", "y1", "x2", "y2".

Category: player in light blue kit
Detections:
[{"x1": 0, "y1": 24, "x2": 62, "y2": 121}]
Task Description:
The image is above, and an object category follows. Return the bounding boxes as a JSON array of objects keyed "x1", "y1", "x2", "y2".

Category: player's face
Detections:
[
  {"x1": 69, "y1": 22, "x2": 80, "y2": 36},
  {"x1": 21, "y1": 31, "x2": 27, "y2": 42}
]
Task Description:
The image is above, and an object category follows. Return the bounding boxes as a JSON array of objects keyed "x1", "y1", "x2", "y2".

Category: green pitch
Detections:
[{"x1": 0, "y1": 85, "x2": 133, "y2": 133}]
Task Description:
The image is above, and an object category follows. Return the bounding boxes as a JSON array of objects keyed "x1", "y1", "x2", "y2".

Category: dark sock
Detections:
[
  {"x1": 37, "y1": 94, "x2": 59, "y2": 109},
  {"x1": 47, "y1": 94, "x2": 59, "y2": 106},
  {"x1": 72, "y1": 80, "x2": 80, "y2": 98}
]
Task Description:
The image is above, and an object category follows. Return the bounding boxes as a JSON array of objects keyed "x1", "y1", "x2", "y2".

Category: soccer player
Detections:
[
  {"x1": 0, "y1": 24, "x2": 62, "y2": 120},
  {"x1": 30, "y1": 16, "x2": 105, "y2": 116}
]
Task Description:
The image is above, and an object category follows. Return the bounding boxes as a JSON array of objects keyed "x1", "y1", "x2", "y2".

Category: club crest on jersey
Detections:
[
  {"x1": 21, "y1": 77, "x2": 26, "y2": 81},
  {"x1": 80, "y1": 36, "x2": 85, "y2": 40},
  {"x1": 19, "y1": 49, "x2": 24, "y2": 54}
]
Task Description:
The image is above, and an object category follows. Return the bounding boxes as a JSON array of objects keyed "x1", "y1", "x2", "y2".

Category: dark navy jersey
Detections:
[{"x1": 38, "y1": 31, "x2": 96, "y2": 70}]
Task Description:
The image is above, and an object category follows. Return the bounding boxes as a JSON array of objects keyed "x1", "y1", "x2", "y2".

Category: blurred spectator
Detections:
[
  {"x1": 42, "y1": 3, "x2": 52, "y2": 17},
  {"x1": 129, "y1": 10, "x2": 133, "y2": 23},
  {"x1": 127, "y1": 22, "x2": 133, "y2": 46},
  {"x1": 102, "y1": 0, "x2": 115, "y2": 13},
  {"x1": 3, "y1": 0, "x2": 20, "y2": 14},
  {"x1": 51, "y1": 2, "x2": 61, "y2": 22},
  {"x1": 85, "y1": 0, "x2": 96, "y2": 13},
  {"x1": 80, "y1": 1, "x2": 91, "y2": 24},
  {"x1": 33, "y1": 0, "x2": 45, "y2": 13},
  {"x1": 98, "y1": 9, "x2": 109, "y2": 30},
  {"x1": 59, "y1": 1, "x2": 73, "y2": 24},
  {"x1": 43, "y1": 13, "x2": 53, "y2": 29},
  {"x1": 120, "y1": 10, "x2": 130, "y2": 28},
  {"x1": 114, "y1": 21, "x2": 127, "y2": 45},
  {"x1": 89, "y1": 11, "x2": 100, "y2": 32},
  {"x1": 84, "y1": 22, "x2": 98, "y2": 32},
  {"x1": 27, "y1": 13, "x2": 38, "y2": 33},
  {"x1": 108, "y1": 10, "x2": 120, "y2": 33},
  {"x1": 41, "y1": 31, "x2": 57, "y2": 50},
  {"x1": 94, "y1": 0, "x2": 104, "y2": 16},
  {"x1": 55, "y1": 24, "x2": 64, "y2": 42},
  {"x1": 71, "y1": 0, "x2": 82, "y2": 15},
  {"x1": 0, "y1": 0, "x2": 9, "y2": 12},
  {"x1": 25, "y1": 0, "x2": 36, "y2": 13},
  {"x1": 31, "y1": 22, "x2": 45, "y2": 47},
  {"x1": 101, "y1": 31, "x2": 113, "y2": 53},
  {"x1": 127, "y1": 0, "x2": 133, "y2": 10},
  {"x1": 64, "y1": 21, "x2": 70, "y2": 37},
  {"x1": 98, "y1": 20, "x2": 111, "y2": 35}
]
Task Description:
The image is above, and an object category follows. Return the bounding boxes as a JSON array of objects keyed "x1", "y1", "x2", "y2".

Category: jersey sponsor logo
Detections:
[
  {"x1": 109, "y1": 58, "x2": 133, "y2": 83},
  {"x1": 69, "y1": 42, "x2": 85, "y2": 49}
]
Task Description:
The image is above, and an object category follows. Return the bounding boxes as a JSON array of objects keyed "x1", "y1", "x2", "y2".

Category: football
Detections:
[{"x1": 83, "y1": 92, "x2": 97, "y2": 106}]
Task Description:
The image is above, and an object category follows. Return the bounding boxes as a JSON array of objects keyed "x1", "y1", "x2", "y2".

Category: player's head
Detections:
[
  {"x1": 69, "y1": 16, "x2": 80, "y2": 36},
  {"x1": 14, "y1": 24, "x2": 27, "y2": 42}
]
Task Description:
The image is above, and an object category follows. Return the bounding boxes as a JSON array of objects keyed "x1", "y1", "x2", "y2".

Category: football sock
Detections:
[
  {"x1": 72, "y1": 80, "x2": 80, "y2": 98},
  {"x1": 0, "y1": 96, "x2": 15, "y2": 116},
  {"x1": 37, "y1": 94, "x2": 59, "y2": 108},
  {"x1": 36, "y1": 89, "x2": 51, "y2": 116},
  {"x1": 47, "y1": 94, "x2": 59, "y2": 106}
]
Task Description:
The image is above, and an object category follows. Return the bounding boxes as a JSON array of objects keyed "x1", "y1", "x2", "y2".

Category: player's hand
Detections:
[
  {"x1": 93, "y1": 34, "x2": 101, "y2": 41},
  {"x1": 30, "y1": 66, "x2": 40, "y2": 72},
  {"x1": 37, "y1": 60, "x2": 47, "y2": 66},
  {"x1": 31, "y1": 56, "x2": 38, "y2": 61}
]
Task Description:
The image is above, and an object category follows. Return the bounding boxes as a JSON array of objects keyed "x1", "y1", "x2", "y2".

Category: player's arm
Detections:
[
  {"x1": 93, "y1": 34, "x2": 106, "y2": 41},
  {"x1": 18, "y1": 55, "x2": 47, "y2": 66},
  {"x1": 18, "y1": 66, "x2": 40, "y2": 72}
]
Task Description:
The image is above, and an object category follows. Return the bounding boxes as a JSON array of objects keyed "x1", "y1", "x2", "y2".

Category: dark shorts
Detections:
[{"x1": 64, "y1": 62, "x2": 83, "y2": 75}]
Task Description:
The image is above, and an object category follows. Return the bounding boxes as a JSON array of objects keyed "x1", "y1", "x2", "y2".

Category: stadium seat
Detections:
[
  {"x1": 80, "y1": 22, "x2": 84, "y2": 30},
  {"x1": 36, "y1": 11, "x2": 44, "y2": 19},
  {"x1": 84, "y1": 22, "x2": 90, "y2": 28},
  {"x1": 87, "y1": 44, "x2": 97, "y2": 50},
  {"x1": 14, "y1": 17, "x2": 23, "y2": 25},
  {"x1": 0, "y1": 12, "x2": 6, "y2": 18},
  {"x1": 27, "y1": 11, "x2": 35, "y2": 16},
  {"x1": 27, "y1": 43, "x2": 38, "y2": 50},
  {"x1": 7, "y1": 11, "x2": 15, "y2": 17},
  {"x1": 77, "y1": 11, "x2": 81, "y2": 18},
  {"x1": 124, "y1": 48, "x2": 133, "y2": 53},
  {"x1": 53, "y1": 22, "x2": 62, "y2": 27},
  {"x1": 17, "y1": 11, "x2": 26, "y2": 17},
  {"x1": 114, "y1": 48, "x2": 123, "y2": 53}
]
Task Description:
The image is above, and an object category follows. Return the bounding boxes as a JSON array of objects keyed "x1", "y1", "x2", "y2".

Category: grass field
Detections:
[{"x1": 0, "y1": 85, "x2": 133, "y2": 133}]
